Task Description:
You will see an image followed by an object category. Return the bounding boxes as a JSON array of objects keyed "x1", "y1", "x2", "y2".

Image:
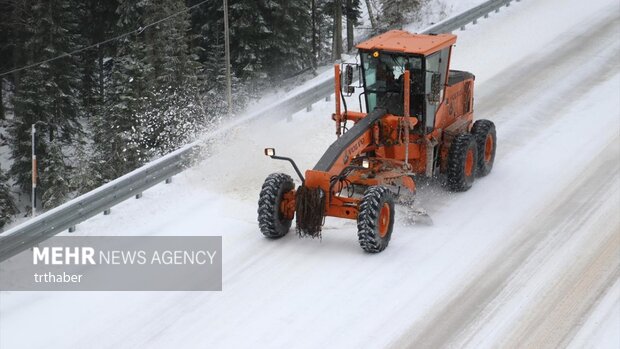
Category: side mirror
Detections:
[
  {"x1": 344, "y1": 65, "x2": 354, "y2": 86},
  {"x1": 264, "y1": 148, "x2": 275, "y2": 157}
]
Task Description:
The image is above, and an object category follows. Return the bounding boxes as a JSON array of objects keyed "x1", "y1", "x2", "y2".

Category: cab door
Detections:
[{"x1": 423, "y1": 47, "x2": 450, "y2": 133}]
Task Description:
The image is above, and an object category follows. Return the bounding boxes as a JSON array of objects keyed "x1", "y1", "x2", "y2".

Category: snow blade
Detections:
[{"x1": 400, "y1": 206, "x2": 434, "y2": 226}]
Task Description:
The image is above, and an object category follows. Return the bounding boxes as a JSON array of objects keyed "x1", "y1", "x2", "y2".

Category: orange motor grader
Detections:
[{"x1": 258, "y1": 30, "x2": 496, "y2": 253}]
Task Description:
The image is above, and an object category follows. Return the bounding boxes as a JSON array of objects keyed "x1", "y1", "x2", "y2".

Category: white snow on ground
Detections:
[
  {"x1": 569, "y1": 278, "x2": 620, "y2": 349},
  {"x1": 1, "y1": 0, "x2": 620, "y2": 348}
]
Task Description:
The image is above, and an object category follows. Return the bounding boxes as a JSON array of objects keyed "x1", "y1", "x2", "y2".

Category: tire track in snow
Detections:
[
  {"x1": 387, "y1": 12, "x2": 620, "y2": 346},
  {"x1": 503, "y1": 221, "x2": 619, "y2": 348},
  {"x1": 392, "y1": 136, "x2": 619, "y2": 348},
  {"x1": 458, "y1": 137, "x2": 620, "y2": 348}
]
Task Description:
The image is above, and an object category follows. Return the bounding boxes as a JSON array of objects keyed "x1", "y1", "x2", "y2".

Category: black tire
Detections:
[
  {"x1": 258, "y1": 173, "x2": 295, "y2": 238},
  {"x1": 447, "y1": 133, "x2": 478, "y2": 192},
  {"x1": 471, "y1": 119, "x2": 497, "y2": 177},
  {"x1": 357, "y1": 186, "x2": 395, "y2": 253}
]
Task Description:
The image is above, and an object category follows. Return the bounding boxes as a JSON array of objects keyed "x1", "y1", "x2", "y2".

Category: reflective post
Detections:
[{"x1": 31, "y1": 124, "x2": 36, "y2": 217}]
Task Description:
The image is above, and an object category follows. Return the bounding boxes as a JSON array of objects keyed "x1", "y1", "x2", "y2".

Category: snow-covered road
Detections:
[{"x1": 1, "y1": 0, "x2": 619, "y2": 348}]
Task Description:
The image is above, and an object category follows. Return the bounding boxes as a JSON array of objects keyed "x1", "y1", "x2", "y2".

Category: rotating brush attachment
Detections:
[{"x1": 295, "y1": 186, "x2": 326, "y2": 239}]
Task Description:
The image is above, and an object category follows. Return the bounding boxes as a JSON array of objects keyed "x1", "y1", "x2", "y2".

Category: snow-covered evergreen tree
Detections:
[
  {"x1": 90, "y1": 1, "x2": 151, "y2": 183},
  {"x1": 315, "y1": 0, "x2": 361, "y2": 63},
  {"x1": 69, "y1": 136, "x2": 99, "y2": 195},
  {"x1": 141, "y1": 0, "x2": 206, "y2": 155},
  {"x1": 76, "y1": 0, "x2": 116, "y2": 120},
  {"x1": 0, "y1": 166, "x2": 17, "y2": 229},
  {"x1": 40, "y1": 140, "x2": 71, "y2": 209},
  {"x1": 9, "y1": 0, "x2": 83, "y2": 196},
  {"x1": 380, "y1": 0, "x2": 426, "y2": 29},
  {"x1": 193, "y1": 0, "x2": 253, "y2": 107},
  {"x1": 198, "y1": 0, "x2": 313, "y2": 85},
  {"x1": 260, "y1": 0, "x2": 313, "y2": 79}
]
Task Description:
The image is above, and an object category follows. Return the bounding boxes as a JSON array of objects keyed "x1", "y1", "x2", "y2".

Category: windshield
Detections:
[{"x1": 361, "y1": 51, "x2": 423, "y2": 114}]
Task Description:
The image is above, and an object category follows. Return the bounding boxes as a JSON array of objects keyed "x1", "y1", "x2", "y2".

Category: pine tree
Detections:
[
  {"x1": 189, "y1": 0, "x2": 255, "y2": 110},
  {"x1": 92, "y1": 50, "x2": 150, "y2": 182},
  {"x1": 332, "y1": 0, "x2": 343, "y2": 60},
  {"x1": 258, "y1": 0, "x2": 313, "y2": 80},
  {"x1": 345, "y1": 0, "x2": 361, "y2": 51},
  {"x1": 141, "y1": 0, "x2": 205, "y2": 155},
  {"x1": 196, "y1": 0, "x2": 313, "y2": 84},
  {"x1": 69, "y1": 136, "x2": 99, "y2": 195},
  {"x1": 9, "y1": 0, "x2": 83, "y2": 202},
  {"x1": 364, "y1": 0, "x2": 378, "y2": 32},
  {"x1": 0, "y1": 165, "x2": 17, "y2": 229},
  {"x1": 380, "y1": 0, "x2": 426, "y2": 29},
  {"x1": 199, "y1": 0, "x2": 264, "y2": 82},
  {"x1": 40, "y1": 139, "x2": 71, "y2": 209},
  {"x1": 317, "y1": 0, "x2": 359, "y2": 63},
  {"x1": 0, "y1": 0, "x2": 29, "y2": 121},
  {"x1": 90, "y1": 1, "x2": 151, "y2": 183},
  {"x1": 76, "y1": 0, "x2": 117, "y2": 120}
]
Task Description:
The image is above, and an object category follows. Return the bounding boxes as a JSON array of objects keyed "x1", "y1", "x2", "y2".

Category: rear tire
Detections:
[
  {"x1": 471, "y1": 119, "x2": 496, "y2": 177},
  {"x1": 258, "y1": 173, "x2": 295, "y2": 238},
  {"x1": 357, "y1": 186, "x2": 395, "y2": 253},
  {"x1": 447, "y1": 134, "x2": 478, "y2": 192}
]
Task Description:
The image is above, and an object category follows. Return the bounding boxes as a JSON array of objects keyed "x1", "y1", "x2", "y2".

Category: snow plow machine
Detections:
[{"x1": 258, "y1": 30, "x2": 496, "y2": 253}]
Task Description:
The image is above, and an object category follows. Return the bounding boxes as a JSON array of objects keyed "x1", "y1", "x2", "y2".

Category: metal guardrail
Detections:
[
  {"x1": 0, "y1": 0, "x2": 518, "y2": 262},
  {"x1": 424, "y1": 0, "x2": 518, "y2": 34}
]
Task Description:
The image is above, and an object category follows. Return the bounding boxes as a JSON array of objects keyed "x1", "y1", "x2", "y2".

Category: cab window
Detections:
[{"x1": 361, "y1": 51, "x2": 422, "y2": 115}]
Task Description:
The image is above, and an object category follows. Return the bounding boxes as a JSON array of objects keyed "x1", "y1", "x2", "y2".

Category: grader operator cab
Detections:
[{"x1": 258, "y1": 30, "x2": 497, "y2": 253}]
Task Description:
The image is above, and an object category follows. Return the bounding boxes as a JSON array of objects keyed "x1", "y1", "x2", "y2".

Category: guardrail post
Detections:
[
  {"x1": 136, "y1": 193, "x2": 143, "y2": 199},
  {"x1": 325, "y1": 95, "x2": 330, "y2": 102},
  {"x1": 484, "y1": 13, "x2": 489, "y2": 18},
  {"x1": 306, "y1": 105, "x2": 312, "y2": 112},
  {"x1": 495, "y1": 7, "x2": 500, "y2": 13},
  {"x1": 103, "y1": 209, "x2": 111, "y2": 215},
  {"x1": 68, "y1": 226, "x2": 76, "y2": 233},
  {"x1": 460, "y1": 25, "x2": 466, "y2": 30},
  {"x1": 165, "y1": 178, "x2": 172, "y2": 184},
  {"x1": 473, "y1": 18, "x2": 478, "y2": 25},
  {"x1": 506, "y1": 1, "x2": 511, "y2": 6}
]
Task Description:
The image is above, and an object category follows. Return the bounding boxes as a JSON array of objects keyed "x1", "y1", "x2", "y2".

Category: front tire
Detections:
[
  {"x1": 357, "y1": 186, "x2": 395, "y2": 253},
  {"x1": 447, "y1": 133, "x2": 478, "y2": 192},
  {"x1": 258, "y1": 173, "x2": 295, "y2": 238}
]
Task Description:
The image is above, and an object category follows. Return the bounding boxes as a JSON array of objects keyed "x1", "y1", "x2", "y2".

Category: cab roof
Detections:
[{"x1": 356, "y1": 30, "x2": 457, "y2": 56}]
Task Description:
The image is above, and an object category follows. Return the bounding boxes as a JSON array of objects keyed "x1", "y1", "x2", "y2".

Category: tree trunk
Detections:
[
  {"x1": 332, "y1": 0, "x2": 343, "y2": 61},
  {"x1": 98, "y1": 45, "x2": 104, "y2": 99},
  {"x1": 365, "y1": 0, "x2": 377, "y2": 30},
  {"x1": 0, "y1": 78, "x2": 4, "y2": 120},
  {"x1": 346, "y1": 0, "x2": 354, "y2": 51},
  {"x1": 311, "y1": 0, "x2": 317, "y2": 68}
]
